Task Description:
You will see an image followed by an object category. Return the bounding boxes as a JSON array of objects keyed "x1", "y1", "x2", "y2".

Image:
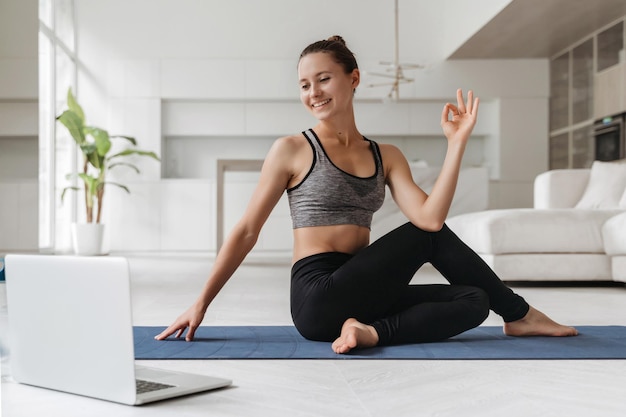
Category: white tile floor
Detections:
[{"x1": 2, "y1": 254, "x2": 626, "y2": 417}]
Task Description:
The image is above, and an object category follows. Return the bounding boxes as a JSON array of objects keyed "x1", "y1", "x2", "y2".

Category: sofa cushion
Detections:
[
  {"x1": 534, "y1": 169, "x2": 590, "y2": 209},
  {"x1": 480, "y1": 253, "x2": 612, "y2": 281},
  {"x1": 575, "y1": 160, "x2": 626, "y2": 209},
  {"x1": 612, "y1": 257, "x2": 626, "y2": 282},
  {"x1": 447, "y1": 209, "x2": 623, "y2": 254},
  {"x1": 602, "y1": 212, "x2": 626, "y2": 255}
]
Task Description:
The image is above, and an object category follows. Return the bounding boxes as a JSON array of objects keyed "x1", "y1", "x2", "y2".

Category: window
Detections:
[{"x1": 39, "y1": 0, "x2": 77, "y2": 251}]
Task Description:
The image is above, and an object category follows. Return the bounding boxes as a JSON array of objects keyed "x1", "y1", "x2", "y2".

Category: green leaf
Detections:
[
  {"x1": 106, "y1": 182, "x2": 131, "y2": 194},
  {"x1": 78, "y1": 173, "x2": 101, "y2": 209},
  {"x1": 78, "y1": 173, "x2": 98, "y2": 189},
  {"x1": 109, "y1": 149, "x2": 160, "y2": 161},
  {"x1": 60, "y1": 186, "x2": 80, "y2": 203},
  {"x1": 93, "y1": 154, "x2": 106, "y2": 170},
  {"x1": 108, "y1": 162, "x2": 141, "y2": 174},
  {"x1": 66, "y1": 88, "x2": 85, "y2": 122},
  {"x1": 84, "y1": 126, "x2": 111, "y2": 157},
  {"x1": 111, "y1": 135, "x2": 137, "y2": 145},
  {"x1": 80, "y1": 142, "x2": 97, "y2": 155},
  {"x1": 57, "y1": 110, "x2": 86, "y2": 146},
  {"x1": 80, "y1": 143, "x2": 102, "y2": 169}
]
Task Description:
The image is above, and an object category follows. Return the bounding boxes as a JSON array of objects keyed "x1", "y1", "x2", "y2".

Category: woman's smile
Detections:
[{"x1": 312, "y1": 98, "x2": 331, "y2": 109}]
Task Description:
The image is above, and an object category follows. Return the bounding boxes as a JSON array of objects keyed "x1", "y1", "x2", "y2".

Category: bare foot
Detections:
[
  {"x1": 331, "y1": 318, "x2": 379, "y2": 354},
  {"x1": 504, "y1": 306, "x2": 578, "y2": 337}
]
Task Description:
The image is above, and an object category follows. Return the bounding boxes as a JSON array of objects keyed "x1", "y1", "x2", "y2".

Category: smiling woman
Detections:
[
  {"x1": 298, "y1": 36, "x2": 360, "y2": 121},
  {"x1": 156, "y1": 35, "x2": 578, "y2": 353}
]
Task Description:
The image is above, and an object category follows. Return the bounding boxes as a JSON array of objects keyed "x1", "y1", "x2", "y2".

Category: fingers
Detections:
[
  {"x1": 154, "y1": 323, "x2": 188, "y2": 341},
  {"x1": 465, "y1": 90, "x2": 480, "y2": 118},
  {"x1": 459, "y1": 89, "x2": 479, "y2": 114},
  {"x1": 154, "y1": 327, "x2": 175, "y2": 341},
  {"x1": 447, "y1": 89, "x2": 479, "y2": 117},
  {"x1": 154, "y1": 325, "x2": 181, "y2": 341},
  {"x1": 472, "y1": 96, "x2": 480, "y2": 117},
  {"x1": 154, "y1": 322, "x2": 200, "y2": 342},
  {"x1": 441, "y1": 103, "x2": 458, "y2": 124},
  {"x1": 185, "y1": 326, "x2": 198, "y2": 342},
  {"x1": 456, "y1": 88, "x2": 466, "y2": 113}
]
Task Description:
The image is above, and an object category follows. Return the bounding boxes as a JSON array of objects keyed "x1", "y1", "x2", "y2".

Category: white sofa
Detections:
[{"x1": 446, "y1": 161, "x2": 626, "y2": 282}]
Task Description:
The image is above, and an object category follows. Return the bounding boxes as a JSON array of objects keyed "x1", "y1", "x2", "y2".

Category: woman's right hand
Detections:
[{"x1": 154, "y1": 301, "x2": 208, "y2": 342}]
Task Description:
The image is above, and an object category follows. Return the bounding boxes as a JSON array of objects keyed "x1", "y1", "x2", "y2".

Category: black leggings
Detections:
[{"x1": 290, "y1": 222, "x2": 529, "y2": 345}]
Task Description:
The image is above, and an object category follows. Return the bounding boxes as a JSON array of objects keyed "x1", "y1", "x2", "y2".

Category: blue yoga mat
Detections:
[{"x1": 134, "y1": 325, "x2": 626, "y2": 360}]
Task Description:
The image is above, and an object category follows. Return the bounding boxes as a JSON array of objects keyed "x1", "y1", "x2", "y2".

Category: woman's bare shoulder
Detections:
[
  {"x1": 268, "y1": 133, "x2": 310, "y2": 159},
  {"x1": 377, "y1": 143, "x2": 409, "y2": 170},
  {"x1": 261, "y1": 133, "x2": 312, "y2": 174},
  {"x1": 377, "y1": 142, "x2": 403, "y2": 156},
  {"x1": 274, "y1": 133, "x2": 308, "y2": 148}
]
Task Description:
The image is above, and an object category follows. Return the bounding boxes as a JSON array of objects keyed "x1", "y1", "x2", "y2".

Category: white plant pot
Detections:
[{"x1": 71, "y1": 223, "x2": 105, "y2": 256}]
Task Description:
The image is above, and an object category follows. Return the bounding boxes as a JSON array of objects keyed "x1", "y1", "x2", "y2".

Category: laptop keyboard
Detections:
[{"x1": 136, "y1": 379, "x2": 176, "y2": 394}]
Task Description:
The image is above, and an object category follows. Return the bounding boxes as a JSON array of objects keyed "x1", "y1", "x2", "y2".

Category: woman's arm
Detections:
[
  {"x1": 384, "y1": 89, "x2": 479, "y2": 231},
  {"x1": 155, "y1": 137, "x2": 297, "y2": 341}
]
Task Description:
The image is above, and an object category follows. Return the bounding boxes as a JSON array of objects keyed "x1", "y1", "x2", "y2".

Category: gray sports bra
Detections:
[{"x1": 287, "y1": 129, "x2": 386, "y2": 229}]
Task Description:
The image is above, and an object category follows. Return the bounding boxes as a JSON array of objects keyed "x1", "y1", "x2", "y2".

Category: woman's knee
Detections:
[{"x1": 461, "y1": 286, "x2": 490, "y2": 325}]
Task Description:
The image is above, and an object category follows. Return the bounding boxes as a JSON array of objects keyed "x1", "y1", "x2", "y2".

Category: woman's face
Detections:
[{"x1": 297, "y1": 52, "x2": 359, "y2": 121}]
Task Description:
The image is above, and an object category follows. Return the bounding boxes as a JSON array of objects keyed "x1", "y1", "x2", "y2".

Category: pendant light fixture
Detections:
[{"x1": 365, "y1": 0, "x2": 423, "y2": 100}]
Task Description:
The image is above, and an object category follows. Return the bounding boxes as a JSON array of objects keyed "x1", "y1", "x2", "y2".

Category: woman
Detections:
[{"x1": 156, "y1": 36, "x2": 577, "y2": 353}]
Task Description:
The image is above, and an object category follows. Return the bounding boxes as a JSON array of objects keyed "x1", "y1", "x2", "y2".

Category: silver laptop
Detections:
[{"x1": 4, "y1": 254, "x2": 231, "y2": 405}]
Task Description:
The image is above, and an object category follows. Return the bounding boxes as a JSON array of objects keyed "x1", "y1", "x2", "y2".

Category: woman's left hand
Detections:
[{"x1": 441, "y1": 89, "x2": 479, "y2": 145}]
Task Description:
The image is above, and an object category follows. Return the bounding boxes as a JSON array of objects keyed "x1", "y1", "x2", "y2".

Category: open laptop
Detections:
[{"x1": 4, "y1": 254, "x2": 231, "y2": 405}]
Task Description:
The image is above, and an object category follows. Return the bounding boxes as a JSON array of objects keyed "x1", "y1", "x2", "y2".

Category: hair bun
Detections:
[
  {"x1": 327, "y1": 35, "x2": 346, "y2": 45},
  {"x1": 300, "y1": 35, "x2": 358, "y2": 73}
]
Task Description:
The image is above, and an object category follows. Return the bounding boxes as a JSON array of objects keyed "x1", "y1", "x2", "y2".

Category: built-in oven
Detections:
[{"x1": 593, "y1": 112, "x2": 625, "y2": 161}]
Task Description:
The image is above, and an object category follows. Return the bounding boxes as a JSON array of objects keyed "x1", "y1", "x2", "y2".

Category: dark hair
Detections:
[{"x1": 299, "y1": 35, "x2": 358, "y2": 74}]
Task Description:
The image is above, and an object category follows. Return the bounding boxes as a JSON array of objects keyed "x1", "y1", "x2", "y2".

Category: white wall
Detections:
[
  {"x1": 65, "y1": 0, "x2": 552, "y2": 254},
  {"x1": 0, "y1": 0, "x2": 552, "y2": 254},
  {"x1": 0, "y1": 0, "x2": 38, "y2": 251}
]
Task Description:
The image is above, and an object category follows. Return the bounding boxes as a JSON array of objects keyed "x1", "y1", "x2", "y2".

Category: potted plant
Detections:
[{"x1": 57, "y1": 88, "x2": 160, "y2": 255}]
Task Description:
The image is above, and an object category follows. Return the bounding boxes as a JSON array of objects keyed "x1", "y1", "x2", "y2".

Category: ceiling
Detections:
[{"x1": 449, "y1": 0, "x2": 626, "y2": 59}]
